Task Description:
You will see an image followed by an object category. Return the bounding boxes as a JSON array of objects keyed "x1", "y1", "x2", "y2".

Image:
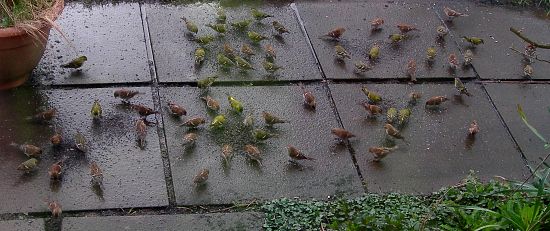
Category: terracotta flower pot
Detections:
[{"x1": 0, "y1": 0, "x2": 65, "y2": 90}]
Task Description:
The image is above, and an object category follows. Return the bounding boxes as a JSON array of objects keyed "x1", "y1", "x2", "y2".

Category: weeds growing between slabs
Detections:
[
  {"x1": 0, "y1": 0, "x2": 56, "y2": 28},
  {"x1": 263, "y1": 170, "x2": 550, "y2": 230}
]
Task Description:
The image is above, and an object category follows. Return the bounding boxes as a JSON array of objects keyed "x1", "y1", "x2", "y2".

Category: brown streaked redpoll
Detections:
[
  {"x1": 168, "y1": 102, "x2": 187, "y2": 117},
  {"x1": 262, "y1": 111, "x2": 287, "y2": 125},
  {"x1": 448, "y1": 53, "x2": 459, "y2": 69},
  {"x1": 90, "y1": 161, "x2": 103, "y2": 186},
  {"x1": 136, "y1": 119, "x2": 147, "y2": 149},
  {"x1": 265, "y1": 44, "x2": 276, "y2": 60},
  {"x1": 361, "y1": 103, "x2": 382, "y2": 116},
  {"x1": 384, "y1": 123, "x2": 405, "y2": 140},
  {"x1": 425, "y1": 96, "x2": 448, "y2": 106},
  {"x1": 193, "y1": 169, "x2": 209, "y2": 185},
  {"x1": 321, "y1": 27, "x2": 346, "y2": 40},
  {"x1": 114, "y1": 89, "x2": 141, "y2": 101},
  {"x1": 221, "y1": 144, "x2": 233, "y2": 164},
  {"x1": 51, "y1": 132, "x2": 63, "y2": 146},
  {"x1": 443, "y1": 7, "x2": 468, "y2": 21},
  {"x1": 288, "y1": 145, "x2": 315, "y2": 161},
  {"x1": 223, "y1": 43, "x2": 236, "y2": 58},
  {"x1": 436, "y1": 25, "x2": 448, "y2": 38},
  {"x1": 272, "y1": 21, "x2": 289, "y2": 34},
  {"x1": 406, "y1": 59, "x2": 417, "y2": 82},
  {"x1": 48, "y1": 201, "x2": 62, "y2": 218},
  {"x1": 370, "y1": 18, "x2": 384, "y2": 31},
  {"x1": 27, "y1": 108, "x2": 57, "y2": 122},
  {"x1": 523, "y1": 64, "x2": 533, "y2": 78},
  {"x1": 201, "y1": 96, "x2": 220, "y2": 111},
  {"x1": 131, "y1": 104, "x2": 158, "y2": 117},
  {"x1": 10, "y1": 143, "x2": 42, "y2": 158},
  {"x1": 241, "y1": 43, "x2": 255, "y2": 56},
  {"x1": 180, "y1": 117, "x2": 206, "y2": 128},
  {"x1": 48, "y1": 161, "x2": 63, "y2": 180},
  {"x1": 299, "y1": 83, "x2": 316, "y2": 110},
  {"x1": 331, "y1": 128, "x2": 355, "y2": 140},
  {"x1": 397, "y1": 23, "x2": 418, "y2": 33},
  {"x1": 369, "y1": 146, "x2": 397, "y2": 162},
  {"x1": 183, "y1": 132, "x2": 198, "y2": 146},
  {"x1": 244, "y1": 144, "x2": 262, "y2": 166},
  {"x1": 408, "y1": 92, "x2": 422, "y2": 105},
  {"x1": 468, "y1": 120, "x2": 479, "y2": 136}
]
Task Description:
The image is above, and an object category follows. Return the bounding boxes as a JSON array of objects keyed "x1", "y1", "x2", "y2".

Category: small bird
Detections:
[
  {"x1": 265, "y1": 44, "x2": 276, "y2": 60},
  {"x1": 523, "y1": 64, "x2": 533, "y2": 78},
  {"x1": 425, "y1": 96, "x2": 448, "y2": 106},
  {"x1": 426, "y1": 47, "x2": 437, "y2": 60},
  {"x1": 243, "y1": 113, "x2": 255, "y2": 127},
  {"x1": 181, "y1": 16, "x2": 198, "y2": 34},
  {"x1": 195, "y1": 47, "x2": 206, "y2": 65},
  {"x1": 334, "y1": 45, "x2": 351, "y2": 60},
  {"x1": 210, "y1": 114, "x2": 226, "y2": 128},
  {"x1": 131, "y1": 104, "x2": 158, "y2": 117},
  {"x1": 247, "y1": 31, "x2": 267, "y2": 43},
  {"x1": 361, "y1": 103, "x2": 382, "y2": 116},
  {"x1": 299, "y1": 83, "x2": 316, "y2": 110},
  {"x1": 463, "y1": 49, "x2": 474, "y2": 66},
  {"x1": 253, "y1": 129, "x2": 276, "y2": 141},
  {"x1": 195, "y1": 35, "x2": 215, "y2": 46},
  {"x1": 263, "y1": 111, "x2": 287, "y2": 125},
  {"x1": 223, "y1": 43, "x2": 236, "y2": 58},
  {"x1": 251, "y1": 8, "x2": 273, "y2": 21},
  {"x1": 331, "y1": 128, "x2": 355, "y2": 140},
  {"x1": 388, "y1": 33, "x2": 405, "y2": 43},
  {"x1": 61, "y1": 56, "x2": 87, "y2": 69},
  {"x1": 454, "y1": 78, "x2": 471, "y2": 96},
  {"x1": 468, "y1": 120, "x2": 480, "y2": 136},
  {"x1": 384, "y1": 123, "x2": 405, "y2": 140},
  {"x1": 288, "y1": 145, "x2": 315, "y2": 161},
  {"x1": 448, "y1": 53, "x2": 459, "y2": 69},
  {"x1": 28, "y1": 108, "x2": 57, "y2": 122},
  {"x1": 201, "y1": 96, "x2": 220, "y2": 111},
  {"x1": 386, "y1": 107, "x2": 398, "y2": 124},
  {"x1": 48, "y1": 201, "x2": 62, "y2": 218},
  {"x1": 368, "y1": 44, "x2": 380, "y2": 60},
  {"x1": 361, "y1": 86, "x2": 382, "y2": 104},
  {"x1": 17, "y1": 158, "x2": 38, "y2": 173},
  {"x1": 272, "y1": 21, "x2": 289, "y2": 34},
  {"x1": 48, "y1": 161, "x2": 63, "y2": 180},
  {"x1": 463, "y1": 36, "x2": 484, "y2": 46},
  {"x1": 216, "y1": 7, "x2": 226, "y2": 23},
  {"x1": 262, "y1": 60, "x2": 283, "y2": 73},
  {"x1": 11, "y1": 143, "x2": 42, "y2": 158},
  {"x1": 193, "y1": 169, "x2": 209, "y2": 185},
  {"x1": 397, "y1": 23, "x2": 418, "y2": 33},
  {"x1": 370, "y1": 18, "x2": 384, "y2": 30},
  {"x1": 244, "y1": 144, "x2": 262, "y2": 165},
  {"x1": 354, "y1": 61, "x2": 371, "y2": 74},
  {"x1": 74, "y1": 131, "x2": 88, "y2": 153},
  {"x1": 408, "y1": 92, "x2": 422, "y2": 105},
  {"x1": 167, "y1": 102, "x2": 187, "y2": 117},
  {"x1": 217, "y1": 53, "x2": 234, "y2": 67},
  {"x1": 234, "y1": 56, "x2": 254, "y2": 71},
  {"x1": 114, "y1": 89, "x2": 141, "y2": 101},
  {"x1": 90, "y1": 161, "x2": 103, "y2": 186},
  {"x1": 221, "y1": 144, "x2": 233, "y2": 163},
  {"x1": 436, "y1": 25, "x2": 448, "y2": 38},
  {"x1": 524, "y1": 43, "x2": 536, "y2": 58},
  {"x1": 241, "y1": 44, "x2": 255, "y2": 56},
  {"x1": 90, "y1": 100, "x2": 102, "y2": 119},
  {"x1": 369, "y1": 146, "x2": 397, "y2": 162},
  {"x1": 398, "y1": 108, "x2": 412, "y2": 126},
  {"x1": 321, "y1": 27, "x2": 346, "y2": 40},
  {"x1": 183, "y1": 132, "x2": 198, "y2": 146},
  {"x1": 206, "y1": 23, "x2": 227, "y2": 34},
  {"x1": 136, "y1": 119, "x2": 147, "y2": 148},
  {"x1": 197, "y1": 75, "x2": 218, "y2": 89},
  {"x1": 228, "y1": 95, "x2": 243, "y2": 113},
  {"x1": 231, "y1": 19, "x2": 252, "y2": 30},
  {"x1": 50, "y1": 132, "x2": 63, "y2": 146},
  {"x1": 406, "y1": 59, "x2": 417, "y2": 82},
  {"x1": 443, "y1": 7, "x2": 468, "y2": 21},
  {"x1": 180, "y1": 117, "x2": 206, "y2": 128}
]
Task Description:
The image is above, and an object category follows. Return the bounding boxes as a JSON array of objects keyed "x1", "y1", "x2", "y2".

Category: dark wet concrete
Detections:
[
  {"x1": 0, "y1": 219, "x2": 44, "y2": 231},
  {"x1": 146, "y1": 3, "x2": 321, "y2": 83},
  {"x1": 297, "y1": 1, "x2": 475, "y2": 79},
  {"x1": 32, "y1": 3, "x2": 151, "y2": 85},
  {"x1": 159, "y1": 85, "x2": 363, "y2": 205},
  {"x1": 439, "y1": 2, "x2": 550, "y2": 80},
  {"x1": 61, "y1": 212, "x2": 263, "y2": 230},
  {"x1": 0, "y1": 87, "x2": 167, "y2": 213},
  {"x1": 485, "y1": 83, "x2": 550, "y2": 165},
  {"x1": 330, "y1": 83, "x2": 527, "y2": 193}
]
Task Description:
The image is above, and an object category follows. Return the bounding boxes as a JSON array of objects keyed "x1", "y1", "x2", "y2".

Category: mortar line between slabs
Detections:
[
  {"x1": 290, "y1": 3, "x2": 366, "y2": 191},
  {"x1": 140, "y1": 3, "x2": 177, "y2": 207}
]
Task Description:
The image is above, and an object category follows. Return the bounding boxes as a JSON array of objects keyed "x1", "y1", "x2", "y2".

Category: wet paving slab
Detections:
[
  {"x1": 32, "y1": 3, "x2": 151, "y2": 85},
  {"x1": 297, "y1": 1, "x2": 475, "y2": 80},
  {"x1": 159, "y1": 85, "x2": 363, "y2": 205},
  {"x1": 145, "y1": 3, "x2": 321, "y2": 83},
  {"x1": 61, "y1": 212, "x2": 263, "y2": 230},
  {"x1": 330, "y1": 83, "x2": 527, "y2": 193},
  {"x1": 0, "y1": 87, "x2": 167, "y2": 214},
  {"x1": 438, "y1": 2, "x2": 550, "y2": 80},
  {"x1": 485, "y1": 83, "x2": 550, "y2": 165},
  {"x1": 0, "y1": 219, "x2": 44, "y2": 231}
]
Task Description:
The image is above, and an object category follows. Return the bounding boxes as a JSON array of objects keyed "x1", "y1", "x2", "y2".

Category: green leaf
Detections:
[
  {"x1": 517, "y1": 104, "x2": 550, "y2": 148},
  {"x1": 473, "y1": 224, "x2": 504, "y2": 231}
]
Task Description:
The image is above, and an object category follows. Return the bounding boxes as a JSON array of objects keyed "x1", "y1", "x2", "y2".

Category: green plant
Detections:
[{"x1": 0, "y1": 0, "x2": 55, "y2": 28}]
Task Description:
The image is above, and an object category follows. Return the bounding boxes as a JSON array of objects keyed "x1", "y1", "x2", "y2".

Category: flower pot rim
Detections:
[{"x1": 0, "y1": 0, "x2": 65, "y2": 38}]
